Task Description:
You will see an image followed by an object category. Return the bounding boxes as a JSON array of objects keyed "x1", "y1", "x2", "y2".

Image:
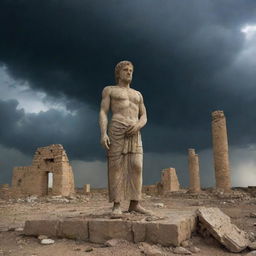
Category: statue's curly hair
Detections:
[{"x1": 114, "y1": 60, "x2": 134, "y2": 83}]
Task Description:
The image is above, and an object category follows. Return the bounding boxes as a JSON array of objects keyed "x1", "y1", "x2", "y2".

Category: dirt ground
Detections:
[{"x1": 0, "y1": 189, "x2": 256, "y2": 256}]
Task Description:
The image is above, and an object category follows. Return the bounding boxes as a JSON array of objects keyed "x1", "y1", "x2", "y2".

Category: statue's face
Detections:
[{"x1": 119, "y1": 64, "x2": 133, "y2": 83}]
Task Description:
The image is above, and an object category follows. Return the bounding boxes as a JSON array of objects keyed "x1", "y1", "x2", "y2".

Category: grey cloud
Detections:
[{"x1": 0, "y1": 0, "x2": 256, "y2": 160}]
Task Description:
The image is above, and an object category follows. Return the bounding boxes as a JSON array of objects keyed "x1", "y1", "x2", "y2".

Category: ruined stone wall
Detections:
[
  {"x1": 0, "y1": 184, "x2": 12, "y2": 200},
  {"x1": 142, "y1": 185, "x2": 157, "y2": 195},
  {"x1": 12, "y1": 144, "x2": 75, "y2": 197}
]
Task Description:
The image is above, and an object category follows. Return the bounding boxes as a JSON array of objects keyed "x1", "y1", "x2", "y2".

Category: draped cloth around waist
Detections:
[{"x1": 107, "y1": 120, "x2": 143, "y2": 202}]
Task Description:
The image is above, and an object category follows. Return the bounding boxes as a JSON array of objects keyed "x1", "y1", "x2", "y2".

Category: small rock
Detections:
[
  {"x1": 246, "y1": 232, "x2": 256, "y2": 242},
  {"x1": 74, "y1": 248, "x2": 81, "y2": 251},
  {"x1": 250, "y1": 213, "x2": 256, "y2": 218},
  {"x1": 249, "y1": 242, "x2": 256, "y2": 250},
  {"x1": 8, "y1": 227, "x2": 15, "y2": 231},
  {"x1": 173, "y1": 246, "x2": 192, "y2": 255},
  {"x1": 140, "y1": 243, "x2": 163, "y2": 256},
  {"x1": 254, "y1": 223, "x2": 256, "y2": 226},
  {"x1": 153, "y1": 203, "x2": 164, "y2": 208},
  {"x1": 245, "y1": 251, "x2": 256, "y2": 256},
  {"x1": 84, "y1": 247, "x2": 93, "y2": 252},
  {"x1": 15, "y1": 227, "x2": 24, "y2": 232},
  {"x1": 105, "y1": 239, "x2": 121, "y2": 247},
  {"x1": 188, "y1": 246, "x2": 200, "y2": 253},
  {"x1": 40, "y1": 239, "x2": 55, "y2": 245},
  {"x1": 38, "y1": 235, "x2": 48, "y2": 240}
]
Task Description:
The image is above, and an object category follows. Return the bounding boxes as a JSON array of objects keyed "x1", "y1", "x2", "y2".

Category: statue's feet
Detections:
[
  {"x1": 128, "y1": 201, "x2": 153, "y2": 215},
  {"x1": 111, "y1": 202, "x2": 122, "y2": 215}
]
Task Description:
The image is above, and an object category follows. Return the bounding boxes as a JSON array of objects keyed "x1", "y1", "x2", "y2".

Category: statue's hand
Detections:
[
  {"x1": 101, "y1": 134, "x2": 110, "y2": 150},
  {"x1": 126, "y1": 123, "x2": 140, "y2": 136}
]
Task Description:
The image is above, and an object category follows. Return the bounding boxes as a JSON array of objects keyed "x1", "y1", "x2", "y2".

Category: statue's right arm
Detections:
[{"x1": 99, "y1": 86, "x2": 111, "y2": 150}]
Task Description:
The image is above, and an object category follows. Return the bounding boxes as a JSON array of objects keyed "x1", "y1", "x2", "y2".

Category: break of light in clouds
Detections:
[
  {"x1": 241, "y1": 24, "x2": 256, "y2": 39},
  {"x1": 0, "y1": 66, "x2": 71, "y2": 114}
]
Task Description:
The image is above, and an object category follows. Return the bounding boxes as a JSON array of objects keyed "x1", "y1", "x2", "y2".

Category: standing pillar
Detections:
[
  {"x1": 188, "y1": 149, "x2": 201, "y2": 192},
  {"x1": 83, "y1": 184, "x2": 90, "y2": 193},
  {"x1": 211, "y1": 110, "x2": 231, "y2": 191}
]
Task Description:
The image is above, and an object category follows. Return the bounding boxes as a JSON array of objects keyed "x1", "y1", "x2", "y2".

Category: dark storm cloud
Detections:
[
  {"x1": 0, "y1": 99, "x2": 103, "y2": 160},
  {"x1": 0, "y1": 0, "x2": 256, "y2": 154}
]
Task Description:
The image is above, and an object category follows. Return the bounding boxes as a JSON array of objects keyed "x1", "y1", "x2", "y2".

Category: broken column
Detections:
[
  {"x1": 211, "y1": 110, "x2": 231, "y2": 191},
  {"x1": 188, "y1": 149, "x2": 201, "y2": 193},
  {"x1": 83, "y1": 184, "x2": 90, "y2": 193},
  {"x1": 161, "y1": 168, "x2": 180, "y2": 194}
]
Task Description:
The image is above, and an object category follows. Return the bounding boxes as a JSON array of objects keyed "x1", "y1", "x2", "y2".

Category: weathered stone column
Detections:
[
  {"x1": 83, "y1": 184, "x2": 90, "y2": 193},
  {"x1": 211, "y1": 110, "x2": 231, "y2": 191},
  {"x1": 188, "y1": 148, "x2": 201, "y2": 193}
]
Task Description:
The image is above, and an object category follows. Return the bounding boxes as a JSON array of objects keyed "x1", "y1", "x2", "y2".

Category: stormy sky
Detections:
[{"x1": 0, "y1": 0, "x2": 256, "y2": 188}]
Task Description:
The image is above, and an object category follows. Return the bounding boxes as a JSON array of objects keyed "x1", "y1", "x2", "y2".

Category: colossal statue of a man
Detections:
[{"x1": 99, "y1": 60, "x2": 149, "y2": 215}]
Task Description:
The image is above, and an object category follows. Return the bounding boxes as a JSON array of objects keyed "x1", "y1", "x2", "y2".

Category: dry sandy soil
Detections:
[{"x1": 0, "y1": 189, "x2": 256, "y2": 256}]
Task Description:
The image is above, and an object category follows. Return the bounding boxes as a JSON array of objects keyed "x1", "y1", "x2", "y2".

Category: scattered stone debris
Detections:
[
  {"x1": 15, "y1": 227, "x2": 24, "y2": 232},
  {"x1": 105, "y1": 239, "x2": 126, "y2": 247},
  {"x1": 250, "y1": 213, "x2": 256, "y2": 218},
  {"x1": 38, "y1": 235, "x2": 48, "y2": 240},
  {"x1": 84, "y1": 247, "x2": 93, "y2": 252},
  {"x1": 173, "y1": 246, "x2": 192, "y2": 254},
  {"x1": 249, "y1": 242, "x2": 256, "y2": 250},
  {"x1": 139, "y1": 242, "x2": 163, "y2": 256},
  {"x1": 188, "y1": 246, "x2": 200, "y2": 253},
  {"x1": 40, "y1": 239, "x2": 55, "y2": 245},
  {"x1": 197, "y1": 207, "x2": 249, "y2": 252},
  {"x1": 153, "y1": 203, "x2": 164, "y2": 208}
]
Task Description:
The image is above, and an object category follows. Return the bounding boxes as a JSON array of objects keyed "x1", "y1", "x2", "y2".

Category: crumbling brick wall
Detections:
[{"x1": 12, "y1": 144, "x2": 75, "y2": 196}]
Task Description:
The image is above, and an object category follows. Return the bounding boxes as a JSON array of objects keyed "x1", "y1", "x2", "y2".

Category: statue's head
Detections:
[{"x1": 115, "y1": 60, "x2": 134, "y2": 84}]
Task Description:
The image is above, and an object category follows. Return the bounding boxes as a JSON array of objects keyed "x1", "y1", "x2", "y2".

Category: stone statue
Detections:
[{"x1": 99, "y1": 60, "x2": 149, "y2": 215}]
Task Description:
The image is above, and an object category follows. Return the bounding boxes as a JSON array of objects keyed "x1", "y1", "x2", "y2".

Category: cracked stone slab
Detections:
[{"x1": 197, "y1": 207, "x2": 249, "y2": 252}]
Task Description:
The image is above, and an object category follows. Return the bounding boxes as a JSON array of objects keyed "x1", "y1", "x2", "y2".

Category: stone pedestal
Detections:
[
  {"x1": 211, "y1": 110, "x2": 231, "y2": 191},
  {"x1": 24, "y1": 209, "x2": 197, "y2": 246},
  {"x1": 188, "y1": 149, "x2": 201, "y2": 193}
]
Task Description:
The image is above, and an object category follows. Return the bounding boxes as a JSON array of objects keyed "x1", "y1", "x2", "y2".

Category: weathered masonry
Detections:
[{"x1": 12, "y1": 144, "x2": 75, "y2": 196}]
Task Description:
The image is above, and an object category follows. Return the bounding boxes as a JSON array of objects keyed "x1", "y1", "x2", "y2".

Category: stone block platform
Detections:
[{"x1": 24, "y1": 209, "x2": 197, "y2": 246}]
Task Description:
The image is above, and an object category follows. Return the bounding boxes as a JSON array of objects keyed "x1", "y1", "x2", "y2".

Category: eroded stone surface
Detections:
[
  {"x1": 60, "y1": 220, "x2": 88, "y2": 240},
  {"x1": 24, "y1": 220, "x2": 60, "y2": 237},
  {"x1": 197, "y1": 207, "x2": 249, "y2": 252},
  {"x1": 89, "y1": 219, "x2": 133, "y2": 243}
]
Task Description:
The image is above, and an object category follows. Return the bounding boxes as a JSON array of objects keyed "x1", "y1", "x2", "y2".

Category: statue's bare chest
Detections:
[{"x1": 111, "y1": 88, "x2": 140, "y2": 104}]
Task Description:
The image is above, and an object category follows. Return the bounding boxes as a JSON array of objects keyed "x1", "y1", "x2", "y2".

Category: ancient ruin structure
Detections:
[
  {"x1": 12, "y1": 144, "x2": 75, "y2": 196},
  {"x1": 0, "y1": 184, "x2": 11, "y2": 200},
  {"x1": 188, "y1": 148, "x2": 201, "y2": 193},
  {"x1": 83, "y1": 184, "x2": 90, "y2": 193},
  {"x1": 211, "y1": 110, "x2": 231, "y2": 191},
  {"x1": 159, "y1": 168, "x2": 180, "y2": 194}
]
